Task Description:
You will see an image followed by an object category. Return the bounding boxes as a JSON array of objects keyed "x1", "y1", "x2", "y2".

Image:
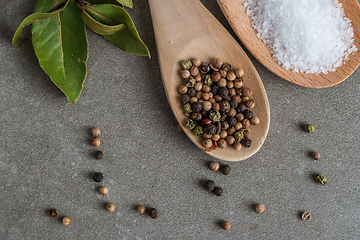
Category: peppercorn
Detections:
[
  {"x1": 192, "y1": 58, "x2": 201, "y2": 67},
  {"x1": 203, "y1": 139, "x2": 213, "y2": 149},
  {"x1": 236, "y1": 103, "x2": 248, "y2": 113},
  {"x1": 211, "y1": 71, "x2": 221, "y2": 82},
  {"x1": 212, "y1": 85, "x2": 220, "y2": 94},
  {"x1": 184, "y1": 103, "x2": 193, "y2": 114},
  {"x1": 209, "y1": 162, "x2": 220, "y2": 171},
  {"x1": 99, "y1": 186, "x2": 108, "y2": 195},
  {"x1": 204, "y1": 180, "x2": 215, "y2": 191},
  {"x1": 201, "y1": 118, "x2": 212, "y2": 126},
  {"x1": 204, "y1": 124, "x2": 217, "y2": 135},
  {"x1": 233, "y1": 142, "x2": 242, "y2": 150},
  {"x1": 219, "y1": 101, "x2": 230, "y2": 112},
  {"x1": 221, "y1": 165, "x2": 231, "y2": 175},
  {"x1": 234, "y1": 131, "x2": 244, "y2": 142},
  {"x1": 149, "y1": 208, "x2": 159, "y2": 219},
  {"x1": 201, "y1": 92, "x2": 210, "y2": 101},
  {"x1": 302, "y1": 212, "x2": 311, "y2": 221},
  {"x1": 244, "y1": 130, "x2": 251, "y2": 139},
  {"x1": 91, "y1": 128, "x2": 101, "y2": 138},
  {"x1": 203, "y1": 133, "x2": 212, "y2": 139},
  {"x1": 106, "y1": 203, "x2": 115, "y2": 212},
  {"x1": 221, "y1": 221, "x2": 231, "y2": 230},
  {"x1": 243, "y1": 109, "x2": 253, "y2": 119},
  {"x1": 180, "y1": 69, "x2": 191, "y2": 79},
  {"x1": 181, "y1": 94, "x2": 190, "y2": 105},
  {"x1": 181, "y1": 60, "x2": 192, "y2": 69},
  {"x1": 226, "y1": 81, "x2": 234, "y2": 89},
  {"x1": 194, "y1": 82, "x2": 203, "y2": 91},
  {"x1": 91, "y1": 138, "x2": 100, "y2": 147},
  {"x1": 190, "y1": 97, "x2": 198, "y2": 104},
  {"x1": 195, "y1": 74, "x2": 201, "y2": 82},
  {"x1": 227, "y1": 117, "x2": 237, "y2": 127},
  {"x1": 304, "y1": 124, "x2": 315, "y2": 133},
  {"x1": 312, "y1": 151, "x2": 320, "y2": 160},
  {"x1": 218, "y1": 139, "x2": 227, "y2": 148},
  {"x1": 185, "y1": 78, "x2": 196, "y2": 88},
  {"x1": 62, "y1": 217, "x2": 72, "y2": 226},
  {"x1": 191, "y1": 112, "x2": 202, "y2": 121},
  {"x1": 234, "y1": 78, "x2": 244, "y2": 88},
  {"x1": 219, "y1": 130, "x2": 227, "y2": 139},
  {"x1": 246, "y1": 99, "x2": 255, "y2": 109},
  {"x1": 240, "y1": 138, "x2": 251, "y2": 148},
  {"x1": 255, "y1": 204, "x2": 265, "y2": 214},
  {"x1": 221, "y1": 121, "x2": 229, "y2": 130},
  {"x1": 221, "y1": 63, "x2": 231, "y2": 71},
  {"x1": 236, "y1": 113, "x2": 244, "y2": 122},
  {"x1": 187, "y1": 87, "x2": 197, "y2": 97},
  {"x1": 137, "y1": 205, "x2": 146, "y2": 214},
  {"x1": 93, "y1": 172, "x2": 103, "y2": 183},
  {"x1": 212, "y1": 134, "x2": 220, "y2": 141},
  {"x1": 241, "y1": 96, "x2": 249, "y2": 102},
  {"x1": 235, "y1": 122, "x2": 243, "y2": 130},
  {"x1": 204, "y1": 75, "x2": 213, "y2": 85},
  {"x1": 193, "y1": 126, "x2": 204, "y2": 137},
  {"x1": 235, "y1": 69, "x2": 245, "y2": 78},
  {"x1": 226, "y1": 136, "x2": 235, "y2": 145},
  {"x1": 48, "y1": 209, "x2": 58, "y2": 218},
  {"x1": 209, "y1": 110, "x2": 221, "y2": 122},
  {"x1": 218, "y1": 87, "x2": 229, "y2": 98},
  {"x1": 95, "y1": 151, "x2": 103, "y2": 160},
  {"x1": 190, "y1": 66, "x2": 199, "y2": 76},
  {"x1": 213, "y1": 187, "x2": 223, "y2": 196},
  {"x1": 242, "y1": 119, "x2": 251, "y2": 128},
  {"x1": 199, "y1": 63, "x2": 210, "y2": 74},
  {"x1": 186, "y1": 119, "x2": 196, "y2": 129},
  {"x1": 226, "y1": 71, "x2": 236, "y2": 81},
  {"x1": 213, "y1": 58, "x2": 223, "y2": 69},
  {"x1": 227, "y1": 108, "x2": 237, "y2": 118},
  {"x1": 191, "y1": 102, "x2": 203, "y2": 113},
  {"x1": 316, "y1": 174, "x2": 327, "y2": 185},
  {"x1": 227, "y1": 127, "x2": 236, "y2": 136},
  {"x1": 250, "y1": 117, "x2": 260, "y2": 125},
  {"x1": 242, "y1": 88, "x2": 253, "y2": 97}
]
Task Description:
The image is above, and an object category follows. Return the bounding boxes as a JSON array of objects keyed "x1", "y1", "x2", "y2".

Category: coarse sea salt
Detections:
[{"x1": 244, "y1": 0, "x2": 357, "y2": 74}]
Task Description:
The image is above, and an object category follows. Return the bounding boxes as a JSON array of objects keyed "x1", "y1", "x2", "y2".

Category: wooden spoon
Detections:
[
  {"x1": 148, "y1": 0, "x2": 270, "y2": 161},
  {"x1": 217, "y1": 0, "x2": 360, "y2": 88}
]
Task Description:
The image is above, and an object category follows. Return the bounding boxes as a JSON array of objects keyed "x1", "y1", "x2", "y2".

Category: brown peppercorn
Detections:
[
  {"x1": 221, "y1": 121, "x2": 229, "y2": 130},
  {"x1": 192, "y1": 58, "x2": 201, "y2": 67},
  {"x1": 243, "y1": 88, "x2": 253, "y2": 97},
  {"x1": 226, "y1": 71, "x2": 236, "y2": 81},
  {"x1": 48, "y1": 209, "x2": 58, "y2": 218},
  {"x1": 234, "y1": 79, "x2": 244, "y2": 89},
  {"x1": 240, "y1": 138, "x2": 251, "y2": 148},
  {"x1": 218, "y1": 139, "x2": 227, "y2": 148},
  {"x1": 191, "y1": 112, "x2": 202, "y2": 121},
  {"x1": 180, "y1": 69, "x2": 191, "y2": 79},
  {"x1": 190, "y1": 66, "x2": 199, "y2": 76},
  {"x1": 62, "y1": 217, "x2": 72, "y2": 226},
  {"x1": 234, "y1": 122, "x2": 243, "y2": 131},
  {"x1": 233, "y1": 142, "x2": 242, "y2": 150},
  {"x1": 202, "y1": 92, "x2": 210, "y2": 101},
  {"x1": 242, "y1": 119, "x2": 251, "y2": 128},
  {"x1": 222, "y1": 62, "x2": 231, "y2": 71},
  {"x1": 226, "y1": 136, "x2": 235, "y2": 145},
  {"x1": 226, "y1": 81, "x2": 234, "y2": 89},
  {"x1": 91, "y1": 128, "x2": 101, "y2": 138},
  {"x1": 213, "y1": 187, "x2": 223, "y2": 196},
  {"x1": 219, "y1": 69, "x2": 227, "y2": 78},
  {"x1": 194, "y1": 74, "x2": 202, "y2": 82},
  {"x1": 209, "y1": 162, "x2": 220, "y2": 171},
  {"x1": 211, "y1": 71, "x2": 221, "y2": 82},
  {"x1": 221, "y1": 165, "x2": 231, "y2": 175},
  {"x1": 221, "y1": 221, "x2": 231, "y2": 230},
  {"x1": 227, "y1": 127, "x2": 236, "y2": 136},
  {"x1": 235, "y1": 69, "x2": 245, "y2": 78},
  {"x1": 302, "y1": 212, "x2": 311, "y2": 221},
  {"x1": 250, "y1": 117, "x2": 260, "y2": 125},
  {"x1": 106, "y1": 203, "x2": 116, "y2": 213},
  {"x1": 228, "y1": 88, "x2": 236, "y2": 98},
  {"x1": 99, "y1": 186, "x2": 108, "y2": 195},
  {"x1": 213, "y1": 58, "x2": 223, "y2": 69},
  {"x1": 214, "y1": 94, "x2": 222, "y2": 102},
  {"x1": 232, "y1": 95, "x2": 242, "y2": 104},
  {"x1": 202, "y1": 101, "x2": 212, "y2": 111},
  {"x1": 241, "y1": 96, "x2": 249, "y2": 102},
  {"x1": 255, "y1": 204, "x2": 265, "y2": 214},
  {"x1": 246, "y1": 99, "x2": 255, "y2": 109},
  {"x1": 244, "y1": 130, "x2": 251, "y2": 139},
  {"x1": 227, "y1": 108, "x2": 237, "y2": 118},
  {"x1": 202, "y1": 84, "x2": 211, "y2": 93},
  {"x1": 217, "y1": 78, "x2": 227, "y2": 88},
  {"x1": 203, "y1": 139, "x2": 213, "y2": 149},
  {"x1": 178, "y1": 85, "x2": 188, "y2": 94},
  {"x1": 219, "y1": 130, "x2": 228, "y2": 139},
  {"x1": 137, "y1": 206, "x2": 146, "y2": 214},
  {"x1": 190, "y1": 97, "x2": 198, "y2": 104},
  {"x1": 212, "y1": 134, "x2": 220, "y2": 141},
  {"x1": 95, "y1": 151, "x2": 103, "y2": 160},
  {"x1": 149, "y1": 208, "x2": 159, "y2": 219},
  {"x1": 312, "y1": 151, "x2": 320, "y2": 160},
  {"x1": 91, "y1": 138, "x2": 100, "y2": 147},
  {"x1": 194, "y1": 82, "x2": 203, "y2": 91},
  {"x1": 212, "y1": 102, "x2": 220, "y2": 111},
  {"x1": 202, "y1": 133, "x2": 212, "y2": 139}
]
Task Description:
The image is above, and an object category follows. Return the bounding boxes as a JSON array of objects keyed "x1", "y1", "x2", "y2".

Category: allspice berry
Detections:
[
  {"x1": 99, "y1": 186, "x2": 108, "y2": 195},
  {"x1": 221, "y1": 165, "x2": 231, "y2": 175},
  {"x1": 209, "y1": 162, "x2": 220, "y2": 171},
  {"x1": 213, "y1": 187, "x2": 223, "y2": 196},
  {"x1": 91, "y1": 138, "x2": 100, "y2": 147},
  {"x1": 62, "y1": 217, "x2": 72, "y2": 226},
  {"x1": 91, "y1": 128, "x2": 101, "y2": 138},
  {"x1": 137, "y1": 206, "x2": 146, "y2": 214},
  {"x1": 255, "y1": 204, "x2": 265, "y2": 214},
  {"x1": 48, "y1": 209, "x2": 58, "y2": 218},
  {"x1": 312, "y1": 151, "x2": 320, "y2": 160},
  {"x1": 149, "y1": 208, "x2": 159, "y2": 219},
  {"x1": 221, "y1": 221, "x2": 231, "y2": 230},
  {"x1": 106, "y1": 203, "x2": 116, "y2": 212}
]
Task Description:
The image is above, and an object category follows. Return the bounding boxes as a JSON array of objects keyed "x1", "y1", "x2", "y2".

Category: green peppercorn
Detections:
[
  {"x1": 185, "y1": 78, "x2": 196, "y2": 88},
  {"x1": 209, "y1": 110, "x2": 221, "y2": 122},
  {"x1": 149, "y1": 208, "x2": 159, "y2": 219},
  {"x1": 304, "y1": 124, "x2": 315, "y2": 133},
  {"x1": 213, "y1": 187, "x2": 223, "y2": 196},
  {"x1": 221, "y1": 165, "x2": 231, "y2": 175},
  {"x1": 204, "y1": 180, "x2": 215, "y2": 191},
  {"x1": 95, "y1": 151, "x2": 103, "y2": 160},
  {"x1": 186, "y1": 119, "x2": 196, "y2": 129},
  {"x1": 193, "y1": 126, "x2": 204, "y2": 137},
  {"x1": 204, "y1": 74, "x2": 213, "y2": 85},
  {"x1": 181, "y1": 60, "x2": 192, "y2": 70},
  {"x1": 184, "y1": 103, "x2": 193, "y2": 114},
  {"x1": 234, "y1": 131, "x2": 244, "y2": 142},
  {"x1": 316, "y1": 174, "x2": 327, "y2": 185}
]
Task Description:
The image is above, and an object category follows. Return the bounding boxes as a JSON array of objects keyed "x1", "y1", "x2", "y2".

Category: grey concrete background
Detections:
[{"x1": 1, "y1": 0, "x2": 359, "y2": 239}]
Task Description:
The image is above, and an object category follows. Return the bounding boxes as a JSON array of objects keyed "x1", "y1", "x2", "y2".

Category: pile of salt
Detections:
[{"x1": 244, "y1": 0, "x2": 357, "y2": 74}]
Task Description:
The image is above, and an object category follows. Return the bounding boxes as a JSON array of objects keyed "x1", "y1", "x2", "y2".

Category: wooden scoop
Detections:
[
  {"x1": 217, "y1": 0, "x2": 360, "y2": 88},
  {"x1": 148, "y1": 0, "x2": 270, "y2": 161}
]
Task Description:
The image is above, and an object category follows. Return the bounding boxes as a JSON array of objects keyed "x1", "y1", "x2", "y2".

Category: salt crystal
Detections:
[{"x1": 244, "y1": 0, "x2": 357, "y2": 74}]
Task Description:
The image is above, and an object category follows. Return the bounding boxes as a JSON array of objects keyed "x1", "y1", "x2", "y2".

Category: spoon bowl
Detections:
[
  {"x1": 149, "y1": 0, "x2": 270, "y2": 161},
  {"x1": 217, "y1": 0, "x2": 360, "y2": 88}
]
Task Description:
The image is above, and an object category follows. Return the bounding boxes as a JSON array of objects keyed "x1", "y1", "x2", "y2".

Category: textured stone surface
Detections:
[{"x1": 0, "y1": 0, "x2": 359, "y2": 239}]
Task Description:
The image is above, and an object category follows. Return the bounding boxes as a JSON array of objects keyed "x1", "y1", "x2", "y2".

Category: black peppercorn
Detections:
[
  {"x1": 187, "y1": 87, "x2": 197, "y2": 97},
  {"x1": 218, "y1": 87, "x2": 229, "y2": 98},
  {"x1": 211, "y1": 85, "x2": 220, "y2": 95},
  {"x1": 221, "y1": 165, "x2": 231, "y2": 175},
  {"x1": 220, "y1": 112, "x2": 228, "y2": 122},
  {"x1": 240, "y1": 138, "x2": 251, "y2": 148},
  {"x1": 93, "y1": 172, "x2": 103, "y2": 182},
  {"x1": 199, "y1": 63, "x2": 211, "y2": 74},
  {"x1": 236, "y1": 103, "x2": 248, "y2": 113},
  {"x1": 149, "y1": 208, "x2": 159, "y2": 219},
  {"x1": 48, "y1": 209, "x2": 58, "y2": 218},
  {"x1": 213, "y1": 187, "x2": 223, "y2": 196},
  {"x1": 181, "y1": 94, "x2": 190, "y2": 105},
  {"x1": 191, "y1": 102, "x2": 203, "y2": 112},
  {"x1": 219, "y1": 101, "x2": 231, "y2": 112},
  {"x1": 221, "y1": 62, "x2": 231, "y2": 71},
  {"x1": 204, "y1": 180, "x2": 215, "y2": 191},
  {"x1": 243, "y1": 109, "x2": 253, "y2": 119},
  {"x1": 204, "y1": 124, "x2": 217, "y2": 135},
  {"x1": 201, "y1": 110, "x2": 209, "y2": 119},
  {"x1": 230, "y1": 101, "x2": 238, "y2": 109},
  {"x1": 95, "y1": 151, "x2": 103, "y2": 160},
  {"x1": 227, "y1": 117, "x2": 237, "y2": 127}
]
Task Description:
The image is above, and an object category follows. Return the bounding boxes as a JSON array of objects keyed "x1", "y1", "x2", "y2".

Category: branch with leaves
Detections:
[{"x1": 13, "y1": 0, "x2": 150, "y2": 104}]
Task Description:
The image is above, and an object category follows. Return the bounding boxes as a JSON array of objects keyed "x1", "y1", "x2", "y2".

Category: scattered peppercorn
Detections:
[
  {"x1": 221, "y1": 165, "x2": 231, "y2": 175},
  {"x1": 302, "y1": 212, "x2": 311, "y2": 221},
  {"x1": 312, "y1": 151, "x2": 320, "y2": 160},
  {"x1": 90, "y1": 138, "x2": 101, "y2": 147},
  {"x1": 99, "y1": 186, "x2": 108, "y2": 195},
  {"x1": 204, "y1": 180, "x2": 215, "y2": 191},
  {"x1": 221, "y1": 221, "x2": 231, "y2": 230},
  {"x1": 93, "y1": 172, "x2": 103, "y2": 183},
  {"x1": 95, "y1": 151, "x2": 103, "y2": 160},
  {"x1": 209, "y1": 162, "x2": 220, "y2": 171},
  {"x1": 213, "y1": 187, "x2": 223, "y2": 196},
  {"x1": 240, "y1": 138, "x2": 252, "y2": 148},
  {"x1": 255, "y1": 204, "x2": 265, "y2": 214},
  {"x1": 106, "y1": 203, "x2": 115, "y2": 212},
  {"x1": 62, "y1": 217, "x2": 72, "y2": 226},
  {"x1": 137, "y1": 206, "x2": 146, "y2": 214},
  {"x1": 149, "y1": 208, "x2": 159, "y2": 219},
  {"x1": 316, "y1": 174, "x2": 327, "y2": 185},
  {"x1": 48, "y1": 209, "x2": 58, "y2": 218},
  {"x1": 304, "y1": 124, "x2": 315, "y2": 133}
]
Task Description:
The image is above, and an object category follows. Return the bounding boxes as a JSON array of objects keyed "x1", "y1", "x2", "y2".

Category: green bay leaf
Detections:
[
  {"x1": 32, "y1": 0, "x2": 88, "y2": 104},
  {"x1": 86, "y1": 0, "x2": 134, "y2": 8}
]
